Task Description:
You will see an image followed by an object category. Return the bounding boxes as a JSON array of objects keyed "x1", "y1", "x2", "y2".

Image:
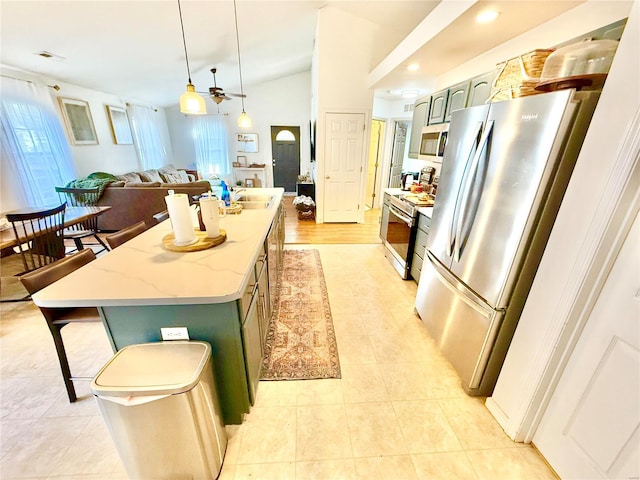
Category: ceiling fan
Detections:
[{"x1": 199, "y1": 68, "x2": 246, "y2": 104}]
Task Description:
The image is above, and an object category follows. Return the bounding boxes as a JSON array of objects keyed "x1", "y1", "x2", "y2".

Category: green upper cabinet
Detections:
[
  {"x1": 444, "y1": 80, "x2": 471, "y2": 122},
  {"x1": 408, "y1": 95, "x2": 431, "y2": 158},
  {"x1": 428, "y1": 88, "x2": 449, "y2": 125},
  {"x1": 467, "y1": 70, "x2": 496, "y2": 107}
]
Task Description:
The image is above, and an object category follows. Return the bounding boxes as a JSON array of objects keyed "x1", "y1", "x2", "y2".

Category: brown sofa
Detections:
[
  {"x1": 97, "y1": 181, "x2": 211, "y2": 231},
  {"x1": 88, "y1": 165, "x2": 208, "y2": 231}
]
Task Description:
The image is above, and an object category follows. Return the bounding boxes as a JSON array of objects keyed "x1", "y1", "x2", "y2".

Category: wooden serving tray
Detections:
[{"x1": 162, "y1": 229, "x2": 226, "y2": 252}]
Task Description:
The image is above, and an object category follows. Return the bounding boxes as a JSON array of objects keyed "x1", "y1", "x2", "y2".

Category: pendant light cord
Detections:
[
  {"x1": 233, "y1": 0, "x2": 246, "y2": 111},
  {"x1": 177, "y1": 0, "x2": 193, "y2": 84}
]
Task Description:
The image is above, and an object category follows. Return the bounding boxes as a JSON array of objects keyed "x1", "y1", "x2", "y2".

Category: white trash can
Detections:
[{"x1": 91, "y1": 341, "x2": 227, "y2": 480}]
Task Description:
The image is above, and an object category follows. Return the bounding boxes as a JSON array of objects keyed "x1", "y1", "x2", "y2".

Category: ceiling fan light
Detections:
[
  {"x1": 238, "y1": 110, "x2": 252, "y2": 128},
  {"x1": 180, "y1": 83, "x2": 207, "y2": 115}
]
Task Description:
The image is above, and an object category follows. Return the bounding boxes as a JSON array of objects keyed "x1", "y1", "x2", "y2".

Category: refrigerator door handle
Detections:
[
  {"x1": 426, "y1": 251, "x2": 495, "y2": 316},
  {"x1": 448, "y1": 121, "x2": 484, "y2": 258},
  {"x1": 454, "y1": 120, "x2": 494, "y2": 262}
]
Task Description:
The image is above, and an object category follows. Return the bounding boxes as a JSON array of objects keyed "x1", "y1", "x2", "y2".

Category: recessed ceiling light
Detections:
[
  {"x1": 407, "y1": 63, "x2": 419, "y2": 71},
  {"x1": 401, "y1": 90, "x2": 419, "y2": 99},
  {"x1": 476, "y1": 9, "x2": 499, "y2": 24}
]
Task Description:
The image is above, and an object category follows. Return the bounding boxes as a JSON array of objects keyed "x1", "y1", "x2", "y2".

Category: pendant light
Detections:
[
  {"x1": 233, "y1": 0, "x2": 251, "y2": 128},
  {"x1": 177, "y1": 0, "x2": 206, "y2": 115}
]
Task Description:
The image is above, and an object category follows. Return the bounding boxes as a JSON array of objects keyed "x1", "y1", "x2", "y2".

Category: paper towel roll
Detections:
[{"x1": 164, "y1": 193, "x2": 196, "y2": 246}]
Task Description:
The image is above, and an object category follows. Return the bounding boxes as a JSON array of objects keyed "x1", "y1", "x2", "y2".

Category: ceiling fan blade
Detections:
[{"x1": 226, "y1": 92, "x2": 246, "y2": 98}]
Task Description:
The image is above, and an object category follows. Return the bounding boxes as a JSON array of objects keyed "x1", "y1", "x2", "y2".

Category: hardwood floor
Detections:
[{"x1": 283, "y1": 196, "x2": 382, "y2": 244}]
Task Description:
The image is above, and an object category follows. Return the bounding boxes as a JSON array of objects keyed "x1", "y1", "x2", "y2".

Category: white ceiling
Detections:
[{"x1": 1, "y1": 0, "x2": 584, "y2": 108}]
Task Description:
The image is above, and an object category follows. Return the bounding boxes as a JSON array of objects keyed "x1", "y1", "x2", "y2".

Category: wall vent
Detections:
[{"x1": 404, "y1": 103, "x2": 415, "y2": 112}]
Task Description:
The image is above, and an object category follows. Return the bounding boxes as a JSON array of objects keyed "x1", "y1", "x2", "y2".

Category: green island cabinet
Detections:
[{"x1": 100, "y1": 201, "x2": 285, "y2": 426}]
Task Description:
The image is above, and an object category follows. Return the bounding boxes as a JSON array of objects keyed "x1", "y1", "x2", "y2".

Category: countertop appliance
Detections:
[
  {"x1": 381, "y1": 191, "x2": 434, "y2": 279},
  {"x1": 415, "y1": 88, "x2": 600, "y2": 396}
]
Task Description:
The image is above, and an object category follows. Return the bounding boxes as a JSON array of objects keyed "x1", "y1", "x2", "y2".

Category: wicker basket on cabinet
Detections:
[{"x1": 489, "y1": 48, "x2": 554, "y2": 102}]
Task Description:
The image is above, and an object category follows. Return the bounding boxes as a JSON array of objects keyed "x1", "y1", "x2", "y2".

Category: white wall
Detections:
[
  {"x1": 0, "y1": 65, "x2": 173, "y2": 211},
  {"x1": 166, "y1": 70, "x2": 312, "y2": 187},
  {"x1": 314, "y1": 6, "x2": 377, "y2": 222}
]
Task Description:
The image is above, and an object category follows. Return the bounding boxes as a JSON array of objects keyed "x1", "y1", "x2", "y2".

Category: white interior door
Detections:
[
  {"x1": 323, "y1": 113, "x2": 365, "y2": 222},
  {"x1": 388, "y1": 121, "x2": 407, "y2": 189},
  {"x1": 533, "y1": 210, "x2": 640, "y2": 479}
]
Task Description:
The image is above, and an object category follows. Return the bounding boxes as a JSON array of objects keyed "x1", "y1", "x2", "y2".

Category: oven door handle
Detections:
[{"x1": 389, "y1": 204, "x2": 415, "y2": 227}]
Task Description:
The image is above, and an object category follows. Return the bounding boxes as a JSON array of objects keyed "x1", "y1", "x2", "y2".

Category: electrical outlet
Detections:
[{"x1": 161, "y1": 327, "x2": 189, "y2": 341}]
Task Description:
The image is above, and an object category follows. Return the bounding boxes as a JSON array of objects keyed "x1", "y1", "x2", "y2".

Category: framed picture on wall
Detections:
[
  {"x1": 106, "y1": 105, "x2": 133, "y2": 145},
  {"x1": 58, "y1": 97, "x2": 98, "y2": 145},
  {"x1": 237, "y1": 133, "x2": 258, "y2": 153}
]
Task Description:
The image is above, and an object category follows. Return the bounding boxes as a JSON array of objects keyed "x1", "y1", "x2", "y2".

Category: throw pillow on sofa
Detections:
[
  {"x1": 161, "y1": 170, "x2": 190, "y2": 183},
  {"x1": 139, "y1": 169, "x2": 164, "y2": 183},
  {"x1": 117, "y1": 172, "x2": 143, "y2": 183}
]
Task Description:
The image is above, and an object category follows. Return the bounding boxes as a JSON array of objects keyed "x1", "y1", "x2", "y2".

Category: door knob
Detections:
[{"x1": 325, "y1": 176, "x2": 330, "y2": 179}]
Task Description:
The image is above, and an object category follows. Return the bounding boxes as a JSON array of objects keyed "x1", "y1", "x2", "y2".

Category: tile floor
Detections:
[{"x1": 0, "y1": 244, "x2": 557, "y2": 479}]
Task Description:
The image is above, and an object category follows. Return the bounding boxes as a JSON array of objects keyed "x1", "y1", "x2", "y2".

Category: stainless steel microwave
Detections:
[{"x1": 419, "y1": 124, "x2": 449, "y2": 161}]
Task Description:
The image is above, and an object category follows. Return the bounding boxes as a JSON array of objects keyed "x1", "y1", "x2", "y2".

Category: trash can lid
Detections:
[{"x1": 91, "y1": 341, "x2": 212, "y2": 397}]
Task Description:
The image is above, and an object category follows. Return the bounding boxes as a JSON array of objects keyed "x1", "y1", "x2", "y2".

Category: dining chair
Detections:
[
  {"x1": 153, "y1": 210, "x2": 170, "y2": 224},
  {"x1": 6, "y1": 202, "x2": 67, "y2": 274},
  {"x1": 55, "y1": 186, "x2": 109, "y2": 254},
  {"x1": 104, "y1": 220, "x2": 148, "y2": 249},
  {"x1": 19, "y1": 248, "x2": 102, "y2": 402}
]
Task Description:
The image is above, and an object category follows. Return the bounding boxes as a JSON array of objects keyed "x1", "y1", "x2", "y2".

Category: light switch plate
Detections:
[{"x1": 161, "y1": 327, "x2": 189, "y2": 341}]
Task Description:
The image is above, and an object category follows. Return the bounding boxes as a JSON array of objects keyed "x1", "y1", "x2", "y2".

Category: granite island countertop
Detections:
[{"x1": 33, "y1": 188, "x2": 284, "y2": 308}]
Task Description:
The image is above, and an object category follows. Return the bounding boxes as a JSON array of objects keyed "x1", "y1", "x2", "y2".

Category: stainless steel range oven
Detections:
[{"x1": 380, "y1": 192, "x2": 420, "y2": 279}]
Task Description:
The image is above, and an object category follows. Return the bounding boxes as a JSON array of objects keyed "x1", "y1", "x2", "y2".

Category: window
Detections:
[
  {"x1": 0, "y1": 77, "x2": 76, "y2": 207},
  {"x1": 127, "y1": 104, "x2": 167, "y2": 170},
  {"x1": 192, "y1": 115, "x2": 230, "y2": 178},
  {"x1": 275, "y1": 129, "x2": 295, "y2": 141}
]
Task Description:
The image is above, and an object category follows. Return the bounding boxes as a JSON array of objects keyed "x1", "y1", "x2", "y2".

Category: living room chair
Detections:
[
  {"x1": 19, "y1": 249, "x2": 102, "y2": 402},
  {"x1": 104, "y1": 220, "x2": 148, "y2": 249},
  {"x1": 55, "y1": 186, "x2": 109, "y2": 255},
  {"x1": 7, "y1": 202, "x2": 67, "y2": 274}
]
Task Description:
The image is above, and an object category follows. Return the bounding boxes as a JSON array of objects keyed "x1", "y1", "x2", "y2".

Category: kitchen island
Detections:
[{"x1": 33, "y1": 188, "x2": 285, "y2": 425}]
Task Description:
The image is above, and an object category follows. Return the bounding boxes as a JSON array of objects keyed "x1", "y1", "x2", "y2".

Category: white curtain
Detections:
[
  {"x1": 0, "y1": 76, "x2": 76, "y2": 208},
  {"x1": 127, "y1": 104, "x2": 167, "y2": 170},
  {"x1": 192, "y1": 115, "x2": 230, "y2": 178}
]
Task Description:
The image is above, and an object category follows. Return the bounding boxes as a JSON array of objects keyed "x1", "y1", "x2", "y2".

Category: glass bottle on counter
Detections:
[{"x1": 220, "y1": 181, "x2": 231, "y2": 206}]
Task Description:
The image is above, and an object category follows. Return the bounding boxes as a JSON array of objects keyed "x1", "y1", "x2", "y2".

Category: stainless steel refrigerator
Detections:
[{"x1": 415, "y1": 88, "x2": 600, "y2": 396}]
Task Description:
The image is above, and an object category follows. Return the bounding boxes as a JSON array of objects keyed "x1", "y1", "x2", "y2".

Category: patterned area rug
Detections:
[{"x1": 262, "y1": 249, "x2": 341, "y2": 380}]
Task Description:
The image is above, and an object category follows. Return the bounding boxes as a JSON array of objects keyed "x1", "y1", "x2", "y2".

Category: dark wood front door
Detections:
[{"x1": 271, "y1": 126, "x2": 300, "y2": 192}]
